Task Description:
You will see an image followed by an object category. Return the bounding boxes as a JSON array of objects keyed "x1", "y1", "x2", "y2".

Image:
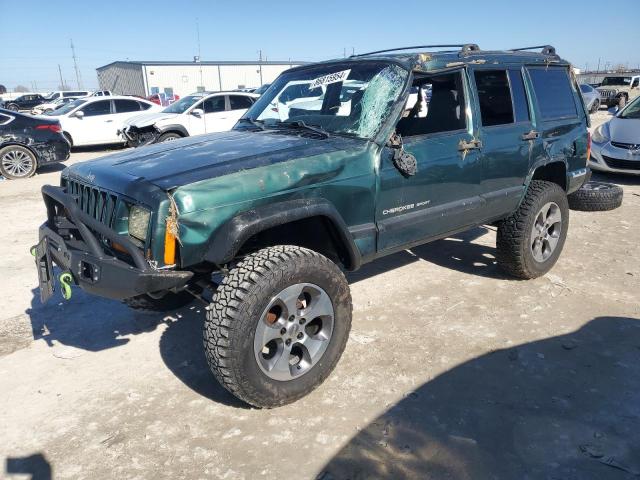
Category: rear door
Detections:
[{"x1": 471, "y1": 68, "x2": 537, "y2": 218}]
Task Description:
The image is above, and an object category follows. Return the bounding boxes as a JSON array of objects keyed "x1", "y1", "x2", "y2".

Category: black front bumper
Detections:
[{"x1": 36, "y1": 185, "x2": 192, "y2": 302}]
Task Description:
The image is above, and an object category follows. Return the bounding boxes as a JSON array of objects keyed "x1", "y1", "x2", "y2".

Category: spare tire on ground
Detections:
[{"x1": 568, "y1": 181, "x2": 623, "y2": 211}]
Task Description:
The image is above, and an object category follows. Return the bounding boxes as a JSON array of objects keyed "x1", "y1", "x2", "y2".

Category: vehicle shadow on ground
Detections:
[
  {"x1": 317, "y1": 316, "x2": 640, "y2": 480},
  {"x1": 24, "y1": 284, "x2": 244, "y2": 407},
  {"x1": 5, "y1": 452, "x2": 51, "y2": 480},
  {"x1": 348, "y1": 226, "x2": 510, "y2": 283}
]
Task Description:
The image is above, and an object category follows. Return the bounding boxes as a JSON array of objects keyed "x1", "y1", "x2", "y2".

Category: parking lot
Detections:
[{"x1": 1, "y1": 108, "x2": 639, "y2": 479}]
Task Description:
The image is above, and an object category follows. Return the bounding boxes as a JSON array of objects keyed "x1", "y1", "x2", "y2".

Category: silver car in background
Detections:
[
  {"x1": 580, "y1": 84, "x2": 601, "y2": 114},
  {"x1": 590, "y1": 95, "x2": 640, "y2": 175}
]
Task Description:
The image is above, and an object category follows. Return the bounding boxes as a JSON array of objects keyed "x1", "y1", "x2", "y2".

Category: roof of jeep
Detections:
[{"x1": 288, "y1": 45, "x2": 571, "y2": 73}]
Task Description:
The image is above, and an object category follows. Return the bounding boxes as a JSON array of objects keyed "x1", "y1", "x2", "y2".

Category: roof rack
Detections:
[
  {"x1": 510, "y1": 45, "x2": 557, "y2": 56},
  {"x1": 351, "y1": 44, "x2": 480, "y2": 58}
]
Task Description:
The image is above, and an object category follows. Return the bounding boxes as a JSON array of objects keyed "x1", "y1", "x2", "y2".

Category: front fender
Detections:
[{"x1": 204, "y1": 198, "x2": 362, "y2": 270}]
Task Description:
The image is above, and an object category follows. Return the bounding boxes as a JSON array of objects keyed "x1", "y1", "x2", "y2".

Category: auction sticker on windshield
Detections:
[{"x1": 310, "y1": 69, "x2": 351, "y2": 89}]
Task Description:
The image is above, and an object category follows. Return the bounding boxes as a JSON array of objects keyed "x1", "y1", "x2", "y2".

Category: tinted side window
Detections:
[
  {"x1": 508, "y1": 69, "x2": 530, "y2": 123},
  {"x1": 528, "y1": 68, "x2": 577, "y2": 120},
  {"x1": 82, "y1": 100, "x2": 112, "y2": 117},
  {"x1": 474, "y1": 70, "x2": 514, "y2": 126},
  {"x1": 138, "y1": 101, "x2": 152, "y2": 110},
  {"x1": 229, "y1": 95, "x2": 254, "y2": 110},
  {"x1": 114, "y1": 99, "x2": 141, "y2": 113},
  {"x1": 202, "y1": 96, "x2": 225, "y2": 113}
]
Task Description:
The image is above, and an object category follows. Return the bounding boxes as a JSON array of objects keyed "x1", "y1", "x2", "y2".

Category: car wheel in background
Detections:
[
  {"x1": 6, "y1": 104, "x2": 18, "y2": 111},
  {"x1": 589, "y1": 99, "x2": 600, "y2": 114},
  {"x1": 0, "y1": 145, "x2": 38, "y2": 179},
  {"x1": 567, "y1": 181, "x2": 623, "y2": 211},
  {"x1": 158, "y1": 132, "x2": 182, "y2": 143}
]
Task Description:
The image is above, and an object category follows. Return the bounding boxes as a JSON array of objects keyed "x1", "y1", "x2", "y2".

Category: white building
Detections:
[{"x1": 96, "y1": 60, "x2": 304, "y2": 98}]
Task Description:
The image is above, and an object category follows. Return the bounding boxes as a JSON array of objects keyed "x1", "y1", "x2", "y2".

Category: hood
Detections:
[
  {"x1": 608, "y1": 117, "x2": 640, "y2": 144},
  {"x1": 124, "y1": 111, "x2": 179, "y2": 128},
  {"x1": 66, "y1": 129, "x2": 363, "y2": 192}
]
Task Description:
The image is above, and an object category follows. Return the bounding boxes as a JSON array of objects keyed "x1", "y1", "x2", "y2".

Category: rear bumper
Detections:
[{"x1": 37, "y1": 185, "x2": 192, "y2": 301}]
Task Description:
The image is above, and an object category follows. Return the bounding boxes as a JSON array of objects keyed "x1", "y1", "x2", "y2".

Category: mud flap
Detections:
[{"x1": 33, "y1": 237, "x2": 54, "y2": 303}]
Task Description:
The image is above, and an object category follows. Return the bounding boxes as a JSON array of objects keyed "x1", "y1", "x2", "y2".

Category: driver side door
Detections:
[{"x1": 376, "y1": 69, "x2": 485, "y2": 253}]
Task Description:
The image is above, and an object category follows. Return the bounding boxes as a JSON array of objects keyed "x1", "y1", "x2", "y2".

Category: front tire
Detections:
[
  {"x1": 204, "y1": 245, "x2": 352, "y2": 408},
  {"x1": 6, "y1": 104, "x2": 18, "y2": 111},
  {"x1": 496, "y1": 180, "x2": 569, "y2": 279},
  {"x1": 0, "y1": 145, "x2": 38, "y2": 179},
  {"x1": 157, "y1": 132, "x2": 182, "y2": 143},
  {"x1": 589, "y1": 99, "x2": 600, "y2": 114}
]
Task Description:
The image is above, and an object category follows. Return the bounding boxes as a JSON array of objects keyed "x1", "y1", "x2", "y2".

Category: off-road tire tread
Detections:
[
  {"x1": 123, "y1": 291, "x2": 194, "y2": 311},
  {"x1": 496, "y1": 180, "x2": 567, "y2": 279},
  {"x1": 204, "y1": 245, "x2": 352, "y2": 408},
  {"x1": 567, "y1": 182, "x2": 623, "y2": 211}
]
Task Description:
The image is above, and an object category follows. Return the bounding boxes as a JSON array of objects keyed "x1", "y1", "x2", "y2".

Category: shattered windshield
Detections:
[
  {"x1": 601, "y1": 77, "x2": 632, "y2": 86},
  {"x1": 163, "y1": 95, "x2": 205, "y2": 114},
  {"x1": 243, "y1": 61, "x2": 409, "y2": 139}
]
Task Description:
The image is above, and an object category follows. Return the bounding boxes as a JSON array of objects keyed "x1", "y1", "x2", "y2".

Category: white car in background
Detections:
[
  {"x1": 590, "y1": 95, "x2": 640, "y2": 175},
  {"x1": 45, "y1": 96, "x2": 160, "y2": 147},
  {"x1": 121, "y1": 91, "x2": 259, "y2": 146},
  {"x1": 31, "y1": 96, "x2": 82, "y2": 115}
]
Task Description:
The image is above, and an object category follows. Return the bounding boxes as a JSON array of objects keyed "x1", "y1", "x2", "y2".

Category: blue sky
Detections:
[{"x1": 1, "y1": 0, "x2": 638, "y2": 92}]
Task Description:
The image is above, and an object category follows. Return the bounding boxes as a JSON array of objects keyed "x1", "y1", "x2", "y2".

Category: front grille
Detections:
[
  {"x1": 598, "y1": 90, "x2": 615, "y2": 98},
  {"x1": 611, "y1": 141, "x2": 640, "y2": 150},
  {"x1": 603, "y1": 155, "x2": 640, "y2": 171},
  {"x1": 66, "y1": 179, "x2": 120, "y2": 228}
]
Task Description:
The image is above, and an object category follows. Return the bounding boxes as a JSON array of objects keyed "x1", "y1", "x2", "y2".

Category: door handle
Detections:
[
  {"x1": 457, "y1": 138, "x2": 482, "y2": 151},
  {"x1": 521, "y1": 130, "x2": 540, "y2": 141},
  {"x1": 104, "y1": 120, "x2": 113, "y2": 123}
]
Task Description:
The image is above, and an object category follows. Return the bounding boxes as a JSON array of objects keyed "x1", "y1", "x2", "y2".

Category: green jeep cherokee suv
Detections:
[{"x1": 35, "y1": 44, "x2": 590, "y2": 407}]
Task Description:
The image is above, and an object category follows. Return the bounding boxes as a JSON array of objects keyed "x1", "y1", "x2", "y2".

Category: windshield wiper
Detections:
[
  {"x1": 279, "y1": 120, "x2": 330, "y2": 139},
  {"x1": 237, "y1": 117, "x2": 265, "y2": 130}
]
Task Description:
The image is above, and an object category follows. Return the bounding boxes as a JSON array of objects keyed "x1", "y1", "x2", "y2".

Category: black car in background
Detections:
[
  {"x1": 3, "y1": 94, "x2": 47, "y2": 111},
  {"x1": 0, "y1": 109, "x2": 70, "y2": 179}
]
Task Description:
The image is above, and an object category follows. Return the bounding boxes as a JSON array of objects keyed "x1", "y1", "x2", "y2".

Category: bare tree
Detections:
[{"x1": 14, "y1": 85, "x2": 29, "y2": 93}]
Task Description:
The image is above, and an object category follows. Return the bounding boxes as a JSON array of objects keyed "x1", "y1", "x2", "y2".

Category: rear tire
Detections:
[
  {"x1": 0, "y1": 145, "x2": 38, "y2": 179},
  {"x1": 496, "y1": 180, "x2": 569, "y2": 279},
  {"x1": 157, "y1": 132, "x2": 182, "y2": 143},
  {"x1": 568, "y1": 181, "x2": 623, "y2": 211},
  {"x1": 124, "y1": 291, "x2": 194, "y2": 312},
  {"x1": 204, "y1": 245, "x2": 352, "y2": 408},
  {"x1": 589, "y1": 99, "x2": 600, "y2": 114},
  {"x1": 6, "y1": 104, "x2": 18, "y2": 111}
]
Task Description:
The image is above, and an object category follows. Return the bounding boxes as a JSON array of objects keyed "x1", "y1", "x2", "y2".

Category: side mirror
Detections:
[
  {"x1": 191, "y1": 108, "x2": 204, "y2": 118},
  {"x1": 73, "y1": 110, "x2": 84, "y2": 119}
]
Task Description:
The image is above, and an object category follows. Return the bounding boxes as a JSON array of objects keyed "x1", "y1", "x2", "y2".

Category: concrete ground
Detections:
[{"x1": 1, "y1": 110, "x2": 639, "y2": 479}]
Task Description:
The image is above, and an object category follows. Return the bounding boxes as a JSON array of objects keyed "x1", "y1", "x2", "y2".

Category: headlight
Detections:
[
  {"x1": 128, "y1": 205, "x2": 151, "y2": 242},
  {"x1": 591, "y1": 124, "x2": 610, "y2": 143}
]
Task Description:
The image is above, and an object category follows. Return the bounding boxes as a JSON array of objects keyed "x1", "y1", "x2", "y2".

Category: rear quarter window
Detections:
[{"x1": 528, "y1": 67, "x2": 577, "y2": 120}]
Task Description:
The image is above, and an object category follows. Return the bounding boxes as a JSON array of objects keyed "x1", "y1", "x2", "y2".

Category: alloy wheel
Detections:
[
  {"x1": 530, "y1": 201, "x2": 562, "y2": 263},
  {"x1": 1, "y1": 148, "x2": 35, "y2": 178},
  {"x1": 254, "y1": 283, "x2": 334, "y2": 381}
]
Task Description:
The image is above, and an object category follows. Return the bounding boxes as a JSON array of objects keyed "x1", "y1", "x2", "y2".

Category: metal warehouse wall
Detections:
[
  {"x1": 97, "y1": 63, "x2": 145, "y2": 96},
  {"x1": 141, "y1": 63, "x2": 299, "y2": 97}
]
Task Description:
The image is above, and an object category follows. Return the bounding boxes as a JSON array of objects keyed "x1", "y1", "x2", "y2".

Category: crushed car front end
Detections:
[{"x1": 34, "y1": 170, "x2": 192, "y2": 303}]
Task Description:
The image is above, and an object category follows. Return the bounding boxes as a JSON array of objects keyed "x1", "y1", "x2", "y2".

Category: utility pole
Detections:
[
  {"x1": 196, "y1": 18, "x2": 204, "y2": 90},
  {"x1": 343, "y1": 47, "x2": 346, "y2": 58},
  {"x1": 596, "y1": 57, "x2": 601, "y2": 73},
  {"x1": 258, "y1": 49, "x2": 263, "y2": 86},
  {"x1": 70, "y1": 39, "x2": 83, "y2": 89},
  {"x1": 58, "y1": 64, "x2": 66, "y2": 90}
]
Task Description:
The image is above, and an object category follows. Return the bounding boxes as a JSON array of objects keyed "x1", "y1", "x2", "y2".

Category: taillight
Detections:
[
  {"x1": 587, "y1": 131, "x2": 591, "y2": 162},
  {"x1": 36, "y1": 124, "x2": 62, "y2": 133}
]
